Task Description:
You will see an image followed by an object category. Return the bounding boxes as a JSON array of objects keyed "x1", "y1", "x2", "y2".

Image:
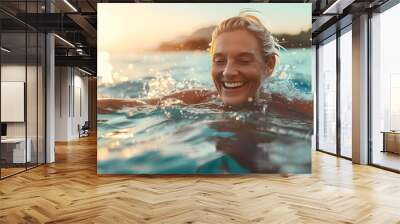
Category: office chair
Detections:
[{"x1": 79, "y1": 121, "x2": 90, "y2": 138}]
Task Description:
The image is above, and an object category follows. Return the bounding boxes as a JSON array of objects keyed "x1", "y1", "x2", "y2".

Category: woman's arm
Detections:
[
  {"x1": 161, "y1": 89, "x2": 216, "y2": 104},
  {"x1": 98, "y1": 90, "x2": 215, "y2": 114},
  {"x1": 98, "y1": 98, "x2": 147, "y2": 114},
  {"x1": 98, "y1": 90, "x2": 313, "y2": 119}
]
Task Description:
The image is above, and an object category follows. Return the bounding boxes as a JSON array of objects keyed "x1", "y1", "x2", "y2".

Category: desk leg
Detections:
[{"x1": 382, "y1": 133, "x2": 385, "y2": 152}]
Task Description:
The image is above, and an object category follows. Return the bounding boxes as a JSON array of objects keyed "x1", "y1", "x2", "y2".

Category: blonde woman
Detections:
[{"x1": 98, "y1": 13, "x2": 312, "y2": 119}]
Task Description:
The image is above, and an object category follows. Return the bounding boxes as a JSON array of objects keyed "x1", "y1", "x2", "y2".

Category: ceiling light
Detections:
[
  {"x1": 323, "y1": 0, "x2": 342, "y2": 14},
  {"x1": 76, "y1": 48, "x2": 84, "y2": 55},
  {"x1": 1, "y1": 47, "x2": 11, "y2": 53},
  {"x1": 78, "y1": 67, "x2": 92, "y2": 76},
  {"x1": 63, "y1": 0, "x2": 78, "y2": 12},
  {"x1": 54, "y1": 34, "x2": 75, "y2": 48},
  {"x1": 322, "y1": 0, "x2": 354, "y2": 15}
]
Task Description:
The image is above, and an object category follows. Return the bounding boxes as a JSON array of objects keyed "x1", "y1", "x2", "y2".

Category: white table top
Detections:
[{"x1": 1, "y1": 137, "x2": 29, "y2": 143}]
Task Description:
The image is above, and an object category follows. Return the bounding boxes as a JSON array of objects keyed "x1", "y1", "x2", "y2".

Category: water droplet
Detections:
[
  {"x1": 164, "y1": 111, "x2": 171, "y2": 118},
  {"x1": 127, "y1": 111, "x2": 134, "y2": 117},
  {"x1": 262, "y1": 104, "x2": 268, "y2": 114}
]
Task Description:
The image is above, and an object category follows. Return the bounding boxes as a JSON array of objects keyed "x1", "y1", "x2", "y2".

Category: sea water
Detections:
[{"x1": 97, "y1": 49, "x2": 313, "y2": 174}]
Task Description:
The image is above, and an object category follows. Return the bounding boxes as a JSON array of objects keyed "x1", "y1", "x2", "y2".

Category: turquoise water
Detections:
[{"x1": 98, "y1": 49, "x2": 312, "y2": 174}]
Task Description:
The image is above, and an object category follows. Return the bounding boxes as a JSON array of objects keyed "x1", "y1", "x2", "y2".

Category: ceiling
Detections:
[{"x1": 0, "y1": 0, "x2": 393, "y2": 75}]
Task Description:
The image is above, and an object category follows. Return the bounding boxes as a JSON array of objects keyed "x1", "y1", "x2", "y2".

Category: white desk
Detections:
[{"x1": 1, "y1": 138, "x2": 31, "y2": 163}]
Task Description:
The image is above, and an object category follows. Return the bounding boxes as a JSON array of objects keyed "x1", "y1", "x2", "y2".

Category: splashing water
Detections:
[{"x1": 98, "y1": 50, "x2": 312, "y2": 174}]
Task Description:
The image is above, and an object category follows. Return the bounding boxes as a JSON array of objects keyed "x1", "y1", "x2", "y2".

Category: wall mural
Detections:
[{"x1": 97, "y1": 3, "x2": 313, "y2": 174}]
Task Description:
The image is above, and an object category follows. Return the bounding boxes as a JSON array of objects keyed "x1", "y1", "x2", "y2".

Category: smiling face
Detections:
[{"x1": 211, "y1": 29, "x2": 272, "y2": 107}]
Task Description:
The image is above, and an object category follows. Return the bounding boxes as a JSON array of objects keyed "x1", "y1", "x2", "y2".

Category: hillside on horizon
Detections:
[{"x1": 158, "y1": 26, "x2": 311, "y2": 52}]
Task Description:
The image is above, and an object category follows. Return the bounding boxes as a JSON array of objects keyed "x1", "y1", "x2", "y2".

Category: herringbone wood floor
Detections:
[{"x1": 1, "y1": 135, "x2": 400, "y2": 224}]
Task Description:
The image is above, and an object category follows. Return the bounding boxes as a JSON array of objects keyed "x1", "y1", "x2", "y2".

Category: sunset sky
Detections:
[{"x1": 98, "y1": 3, "x2": 311, "y2": 54}]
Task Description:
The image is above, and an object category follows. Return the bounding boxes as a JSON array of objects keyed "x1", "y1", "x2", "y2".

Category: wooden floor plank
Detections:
[{"x1": 0, "y1": 135, "x2": 399, "y2": 223}]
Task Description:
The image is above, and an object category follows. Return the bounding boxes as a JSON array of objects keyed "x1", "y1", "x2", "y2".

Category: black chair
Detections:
[{"x1": 79, "y1": 121, "x2": 90, "y2": 138}]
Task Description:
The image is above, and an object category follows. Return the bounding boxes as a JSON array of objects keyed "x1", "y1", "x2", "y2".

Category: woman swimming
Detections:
[{"x1": 98, "y1": 13, "x2": 312, "y2": 120}]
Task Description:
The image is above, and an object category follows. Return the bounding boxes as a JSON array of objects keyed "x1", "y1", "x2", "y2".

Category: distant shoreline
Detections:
[{"x1": 157, "y1": 26, "x2": 311, "y2": 52}]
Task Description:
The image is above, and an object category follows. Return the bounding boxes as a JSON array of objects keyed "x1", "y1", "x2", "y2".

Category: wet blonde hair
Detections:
[{"x1": 209, "y1": 12, "x2": 280, "y2": 69}]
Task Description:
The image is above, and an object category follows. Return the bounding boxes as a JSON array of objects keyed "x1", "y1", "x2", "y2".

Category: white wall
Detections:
[
  {"x1": 1, "y1": 64, "x2": 46, "y2": 164},
  {"x1": 55, "y1": 67, "x2": 89, "y2": 141},
  {"x1": 1, "y1": 65, "x2": 30, "y2": 138},
  {"x1": 55, "y1": 67, "x2": 69, "y2": 141},
  {"x1": 70, "y1": 72, "x2": 89, "y2": 139}
]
